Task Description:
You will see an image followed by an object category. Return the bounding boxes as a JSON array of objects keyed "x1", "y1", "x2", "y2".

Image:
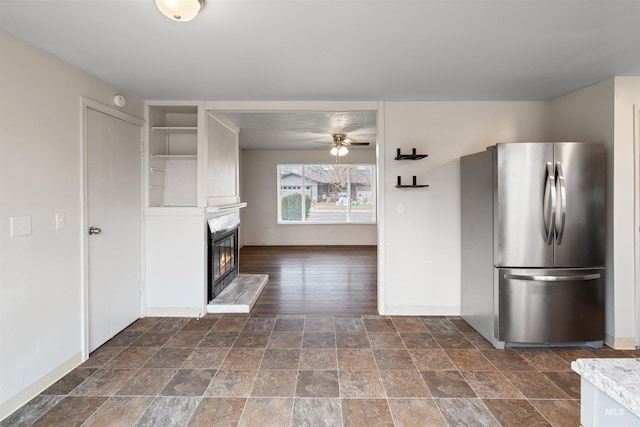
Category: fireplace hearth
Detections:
[{"x1": 207, "y1": 213, "x2": 240, "y2": 301}]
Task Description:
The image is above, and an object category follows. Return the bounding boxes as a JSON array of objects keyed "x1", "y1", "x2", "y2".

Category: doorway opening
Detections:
[{"x1": 206, "y1": 103, "x2": 383, "y2": 314}]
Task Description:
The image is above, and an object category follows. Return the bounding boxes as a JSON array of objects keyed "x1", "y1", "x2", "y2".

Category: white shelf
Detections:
[
  {"x1": 152, "y1": 154, "x2": 197, "y2": 159},
  {"x1": 151, "y1": 126, "x2": 197, "y2": 134}
]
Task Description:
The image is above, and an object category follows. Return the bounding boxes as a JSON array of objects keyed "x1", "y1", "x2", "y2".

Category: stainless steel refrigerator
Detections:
[{"x1": 460, "y1": 142, "x2": 605, "y2": 349}]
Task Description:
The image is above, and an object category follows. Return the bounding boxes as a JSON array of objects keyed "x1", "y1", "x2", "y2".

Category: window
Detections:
[{"x1": 278, "y1": 164, "x2": 376, "y2": 223}]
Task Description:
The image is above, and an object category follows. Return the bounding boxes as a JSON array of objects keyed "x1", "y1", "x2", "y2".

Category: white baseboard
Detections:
[
  {"x1": 0, "y1": 351, "x2": 82, "y2": 421},
  {"x1": 384, "y1": 305, "x2": 461, "y2": 316},
  {"x1": 145, "y1": 307, "x2": 203, "y2": 317},
  {"x1": 605, "y1": 333, "x2": 636, "y2": 350}
]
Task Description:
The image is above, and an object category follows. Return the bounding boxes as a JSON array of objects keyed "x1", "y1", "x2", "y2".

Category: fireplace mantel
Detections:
[{"x1": 206, "y1": 202, "x2": 247, "y2": 214}]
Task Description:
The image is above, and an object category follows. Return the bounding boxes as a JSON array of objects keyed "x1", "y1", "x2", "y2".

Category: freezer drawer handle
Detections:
[
  {"x1": 543, "y1": 162, "x2": 556, "y2": 245},
  {"x1": 504, "y1": 273, "x2": 601, "y2": 282}
]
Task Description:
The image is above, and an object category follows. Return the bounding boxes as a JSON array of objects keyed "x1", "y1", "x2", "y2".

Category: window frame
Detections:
[{"x1": 277, "y1": 163, "x2": 376, "y2": 225}]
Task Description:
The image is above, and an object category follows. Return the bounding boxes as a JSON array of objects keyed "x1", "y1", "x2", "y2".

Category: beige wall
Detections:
[
  {"x1": 551, "y1": 78, "x2": 617, "y2": 343},
  {"x1": 612, "y1": 77, "x2": 640, "y2": 348},
  {"x1": 0, "y1": 32, "x2": 144, "y2": 417},
  {"x1": 241, "y1": 149, "x2": 377, "y2": 245},
  {"x1": 551, "y1": 77, "x2": 640, "y2": 348},
  {"x1": 382, "y1": 101, "x2": 552, "y2": 314}
]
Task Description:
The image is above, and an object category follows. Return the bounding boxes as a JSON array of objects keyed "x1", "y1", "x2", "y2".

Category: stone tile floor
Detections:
[{"x1": 2, "y1": 314, "x2": 638, "y2": 426}]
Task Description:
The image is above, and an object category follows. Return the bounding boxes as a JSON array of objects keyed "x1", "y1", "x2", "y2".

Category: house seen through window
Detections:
[{"x1": 278, "y1": 164, "x2": 376, "y2": 223}]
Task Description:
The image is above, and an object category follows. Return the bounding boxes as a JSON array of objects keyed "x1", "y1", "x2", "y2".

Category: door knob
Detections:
[{"x1": 89, "y1": 226, "x2": 102, "y2": 235}]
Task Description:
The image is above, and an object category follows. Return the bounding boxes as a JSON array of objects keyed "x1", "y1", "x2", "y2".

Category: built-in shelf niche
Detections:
[{"x1": 148, "y1": 105, "x2": 199, "y2": 207}]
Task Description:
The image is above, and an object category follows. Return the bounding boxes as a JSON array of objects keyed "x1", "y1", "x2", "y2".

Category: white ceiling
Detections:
[
  {"x1": 2, "y1": 0, "x2": 639, "y2": 102},
  {"x1": 1, "y1": 0, "x2": 638, "y2": 149},
  {"x1": 218, "y1": 111, "x2": 377, "y2": 150}
]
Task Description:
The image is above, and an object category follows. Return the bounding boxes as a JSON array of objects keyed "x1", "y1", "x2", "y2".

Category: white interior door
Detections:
[{"x1": 86, "y1": 106, "x2": 142, "y2": 352}]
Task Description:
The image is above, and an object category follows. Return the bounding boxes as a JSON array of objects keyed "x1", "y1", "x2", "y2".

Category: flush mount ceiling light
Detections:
[{"x1": 155, "y1": 0, "x2": 204, "y2": 21}]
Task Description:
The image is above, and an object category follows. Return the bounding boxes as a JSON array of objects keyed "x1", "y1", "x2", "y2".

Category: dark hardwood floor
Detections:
[{"x1": 239, "y1": 245, "x2": 377, "y2": 315}]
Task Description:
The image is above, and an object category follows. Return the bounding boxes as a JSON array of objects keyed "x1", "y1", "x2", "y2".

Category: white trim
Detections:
[
  {"x1": 276, "y1": 163, "x2": 289, "y2": 223},
  {"x1": 377, "y1": 101, "x2": 386, "y2": 315},
  {"x1": 80, "y1": 97, "x2": 144, "y2": 360},
  {"x1": 208, "y1": 112, "x2": 240, "y2": 133},
  {"x1": 146, "y1": 99, "x2": 206, "y2": 107},
  {"x1": 83, "y1": 98, "x2": 144, "y2": 126},
  {"x1": 384, "y1": 305, "x2": 461, "y2": 316},
  {"x1": 634, "y1": 104, "x2": 640, "y2": 348},
  {"x1": 606, "y1": 333, "x2": 636, "y2": 350},
  {"x1": 143, "y1": 105, "x2": 151, "y2": 210},
  {"x1": 197, "y1": 101, "x2": 207, "y2": 208},
  {"x1": 199, "y1": 103, "x2": 209, "y2": 316},
  {"x1": 205, "y1": 101, "x2": 379, "y2": 112},
  {"x1": 0, "y1": 352, "x2": 82, "y2": 421},
  {"x1": 145, "y1": 307, "x2": 202, "y2": 317}
]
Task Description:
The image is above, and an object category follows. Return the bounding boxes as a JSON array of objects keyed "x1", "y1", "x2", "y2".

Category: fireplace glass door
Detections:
[{"x1": 209, "y1": 228, "x2": 238, "y2": 301}]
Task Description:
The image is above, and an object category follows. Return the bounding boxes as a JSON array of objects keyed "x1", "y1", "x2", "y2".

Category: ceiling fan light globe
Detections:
[
  {"x1": 338, "y1": 146, "x2": 349, "y2": 156},
  {"x1": 155, "y1": 0, "x2": 203, "y2": 21},
  {"x1": 330, "y1": 146, "x2": 339, "y2": 156}
]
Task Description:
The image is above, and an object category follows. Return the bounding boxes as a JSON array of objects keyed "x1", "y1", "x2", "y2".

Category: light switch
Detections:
[
  {"x1": 10, "y1": 216, "x2": 32, "y2": 237},
  {"x1": 397, "y1": 203, "x2": 404, "y2": 214},
  {"x1": 55, "y1": 211, "x2": 66, "y2": 230}
]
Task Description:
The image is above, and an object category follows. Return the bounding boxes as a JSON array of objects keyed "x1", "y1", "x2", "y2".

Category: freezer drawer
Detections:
[{"x1": 497, "y1": 268, "x2": 604, "y2": 344}]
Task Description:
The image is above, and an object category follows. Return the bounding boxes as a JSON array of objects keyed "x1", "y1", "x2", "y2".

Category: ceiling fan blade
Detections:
[{"x1": 347, "y1": 142, "x2": 370, "y2": 146}]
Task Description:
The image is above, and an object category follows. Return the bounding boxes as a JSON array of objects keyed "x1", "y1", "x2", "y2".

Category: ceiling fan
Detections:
[{"x1": 316, "y1": 133, "x2": 370, "y2": 159}]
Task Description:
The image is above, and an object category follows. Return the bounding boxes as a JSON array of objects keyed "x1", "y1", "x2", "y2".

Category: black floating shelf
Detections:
[
  {"x1": 395, "y1": 148, "x2": 428, "y2": 160},
  {"x1": 396, "y1": 176, "x2": 429, "y2": 188}
]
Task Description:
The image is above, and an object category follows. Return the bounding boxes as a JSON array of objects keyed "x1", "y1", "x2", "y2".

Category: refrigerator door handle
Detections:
[
  {"x1": 555, "y1": 162, "x2": 567, "y2": 245},
  {"x1": 504, "y1": 273, "x2": 601, "y2": 282},
  {"x1": 543, "y1": 162, "x2": 556, "y2": 245}
]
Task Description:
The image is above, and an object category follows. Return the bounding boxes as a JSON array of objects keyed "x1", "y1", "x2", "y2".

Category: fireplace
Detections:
[{"x1": 207, "y1": 212, "x2": 240, "y2": 301}]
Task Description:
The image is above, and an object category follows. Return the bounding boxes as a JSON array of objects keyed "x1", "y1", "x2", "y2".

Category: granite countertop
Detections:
[{"x1": 572, "y1": 358, "x2": 640, "y2": 418}]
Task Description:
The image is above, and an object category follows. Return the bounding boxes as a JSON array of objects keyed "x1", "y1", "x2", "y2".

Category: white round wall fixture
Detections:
[{"x1": 113, "y1": 94, "x2": 126, "y2": 108}]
